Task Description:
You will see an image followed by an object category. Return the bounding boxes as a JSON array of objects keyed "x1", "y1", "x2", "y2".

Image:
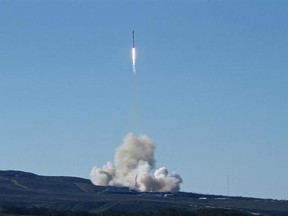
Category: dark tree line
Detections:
[
  {"x1": 1, "y1": 206, "x2": 96, "y2": 216},
  {"x1": 0, "y1": 205, "x2": 252, "y2": 216}
]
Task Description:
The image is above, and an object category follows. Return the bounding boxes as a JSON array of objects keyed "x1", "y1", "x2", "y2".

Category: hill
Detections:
[{"x1": 0, "y1": 170, "x2": 287, "y2": 216}]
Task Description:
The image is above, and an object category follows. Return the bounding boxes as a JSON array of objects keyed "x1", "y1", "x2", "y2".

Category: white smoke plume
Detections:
[{"x1": 90, "y1": 133, "x2": 183, "y2": 192}]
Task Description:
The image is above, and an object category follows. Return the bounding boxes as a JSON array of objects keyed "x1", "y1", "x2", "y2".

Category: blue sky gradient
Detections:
[{"x1": 0, "y1": 0, "x2": 287, "y2": 199}]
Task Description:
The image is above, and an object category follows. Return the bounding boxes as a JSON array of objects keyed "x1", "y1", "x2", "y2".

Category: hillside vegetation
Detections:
[{"x1": 0, "y1": 171, "x2": 287, "y2": 216}]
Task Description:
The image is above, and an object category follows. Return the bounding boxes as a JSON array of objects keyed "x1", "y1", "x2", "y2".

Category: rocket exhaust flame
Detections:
[
  {"x1": 132, "y1": 30, "x2": 136, "y2": 74},
  {"x1": 132, "y1": 47, "x2": 136, "y2": 74},
  {"x1": 90, "y1": 133, "x2": 183, "y2": 192}
]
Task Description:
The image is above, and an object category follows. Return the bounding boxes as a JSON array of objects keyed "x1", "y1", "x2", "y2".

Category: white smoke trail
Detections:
[
  {"x1": 132, "y1": 47, "x2": 136, "y2": 74},
  {"x1": 90, "y1": 133, "x2": 183, "y2": 192}
]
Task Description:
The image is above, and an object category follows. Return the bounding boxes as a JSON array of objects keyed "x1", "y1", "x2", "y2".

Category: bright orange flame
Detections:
[{"x1": 132, "y1": 47, "x2": 136, "y2": 74}]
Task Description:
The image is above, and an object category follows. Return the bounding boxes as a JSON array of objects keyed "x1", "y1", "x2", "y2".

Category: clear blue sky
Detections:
[{"x1": 0, "y1": 0, "x2": 287, "y2": 200}]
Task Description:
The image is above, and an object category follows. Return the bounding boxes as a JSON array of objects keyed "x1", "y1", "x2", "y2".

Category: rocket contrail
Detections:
[{"x1": 132, "y1": 30, "x2": 136, "y2": 74}]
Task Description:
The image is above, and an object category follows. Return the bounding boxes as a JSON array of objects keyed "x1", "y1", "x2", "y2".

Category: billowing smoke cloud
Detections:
[{"x1": 90, "y1": 133, "x2": 182, "y2": 192}]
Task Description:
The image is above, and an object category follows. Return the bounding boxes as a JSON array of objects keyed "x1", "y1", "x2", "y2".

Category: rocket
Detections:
[
  {"x1": 132, "y1": 30, "x2": 135, "y2": 48},
  {"x1": 132, "y1": 30, "x2": 136, "y2": 74}
]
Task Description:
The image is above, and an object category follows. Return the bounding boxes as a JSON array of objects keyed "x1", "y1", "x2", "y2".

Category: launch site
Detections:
[{"x1": 0, "y1": 0, "x2": 287, "y2": 215}]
